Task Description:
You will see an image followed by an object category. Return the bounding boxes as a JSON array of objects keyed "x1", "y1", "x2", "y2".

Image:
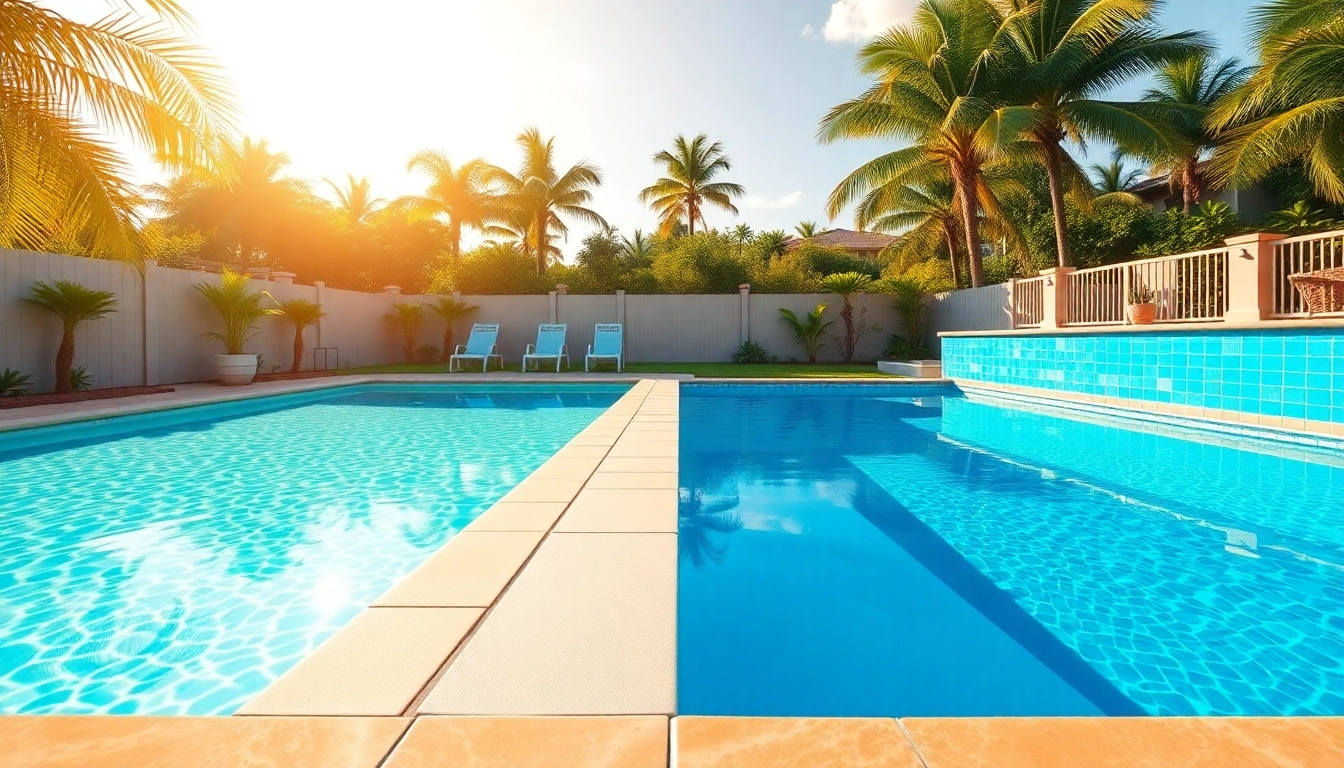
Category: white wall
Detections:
[{"x1": 925, "y1": 284, "x2": 1013, "y2": 355}]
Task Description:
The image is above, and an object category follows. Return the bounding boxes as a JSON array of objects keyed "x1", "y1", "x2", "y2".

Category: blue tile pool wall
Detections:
[{"x1": 941, "y1": 329, "x2": 1344, "y2": 424}]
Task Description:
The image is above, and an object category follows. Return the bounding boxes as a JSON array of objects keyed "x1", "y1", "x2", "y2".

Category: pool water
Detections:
[
  {"x1": 0, "y1": 384, "x2": 625, "y2": 715},
  {"x1": 678, "y1": 384, "x2": 1344, "y2": 717}
]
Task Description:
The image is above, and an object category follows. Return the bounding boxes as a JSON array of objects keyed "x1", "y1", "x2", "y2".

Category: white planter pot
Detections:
[{"x1": 215, "y1": 354, "x2": 258, "y2": 385}]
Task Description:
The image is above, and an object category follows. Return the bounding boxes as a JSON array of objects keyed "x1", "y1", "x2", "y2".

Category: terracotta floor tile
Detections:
[
  {"x1": 556, "y1": 489, "x2": 678, "y2": 532},
  {"x1": 375, "y1": 531, "x2": 545, "y2": 607},
  {"x1": 900, "y1": 717, "x2": 1344, "y2": 768},
  {"x1": 675, "y1": 717, "x2": 921, "y2": 768},
  {"x1": 384, "y1": 716, "x2": 668, "y2": 767},
  {"x1": 236, "y1": 607, "x2": 481, "y2": 715},
  {"x1": 465, "y1": 502, "x2": 569, "y2": 532},
  {"x1": 0, "y1": 715, "x2": 410, "y2": 768}
]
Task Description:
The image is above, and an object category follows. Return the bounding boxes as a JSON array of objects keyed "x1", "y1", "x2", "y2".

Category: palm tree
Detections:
[
  {"x1": 730, "y1": 224, "x2": 755, "y2": 256},
  {"x1": 622, "y1": 230, "x2": 658, "y2": 265},
  {"x1": 1137, "y1": 50, "x2": 1251, "y2": 213},
  {"x1": 269, "y1": 299, "x2": 325, "y2": 374},
  {"x1": 385, "y1": 303, "x2": 425, "y2": 363},
  {"x1": 195, "y1": 269, "x2": 271, "y2": 355},
  {"x1": 795, "y1": 221, "x2": 821, "y2": 238},
  {"x1": 820, "y1": 0, "x2": 1017, "y2": 288},
  {"x1": 23, "y1": 281, "x2": 118, "y2": 393},
  {"x1": 992, "y1": 0, "x2": 1205, "y2": 267},
  {"x1": 856, "y1": 178, "x2": 965, "y2": 288},
  {"x1": 1089, "y1": 150, "x2": 1145, "y2": 197},
  {"x1": 490, "y1": 128, "x2": 606, "y2": 275},
  {"x1": 639, "y1": 134, "x2": 745, "y2": 236},
  {"x1": 678, "y1": 489, "x2": 743, "y2": 568},
  {"x1": 394, "y1": 153, "x2": 500, "y2": 260},
  {"x1": 0, "y1": 1, "x2": 235, "y2": 261},
  {"x1": 757, "y1": 230, "x2": 791, "y2": 259},
  {"x1": 148, "y1": 138, "x2": 310, "y2": 265},
  {"x1": 778, "y1": 304, "x2": 833, "y2": 363},
  {"x1": 1209, "y1": 0, "x2": 1344, "y2": 204},
  {"x1": 1263, "y1": 202, "x2": 1340, "y2": 236},
  {"x1": 428, "y1": 297, "x2": 477, "y2": 362},
  {"x1": 326, "y1": 174, "x2": 386, "y2": 230},
  {"x1": 820, "y1": 272, "x2": 875, "y2": 362}
]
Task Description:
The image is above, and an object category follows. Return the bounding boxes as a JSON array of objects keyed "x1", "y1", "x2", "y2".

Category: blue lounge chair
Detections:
[
  {"x1": 586, "y1": 323, "x2": 623, "y2": 372},
  {"x1": 449, "y1": 323, "x2": 503, "y2": 372},
  {"x1": 522, "y1": 323, "x2": 569, "y2": 372}
]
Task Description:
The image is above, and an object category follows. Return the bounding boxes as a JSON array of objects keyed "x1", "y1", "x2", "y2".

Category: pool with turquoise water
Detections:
[
  {"x1": 0, "y1": 384, "x2": 626, "y2": 715},
  {"x1": 678, "y1": 383, "x2": 1344, "y2": 717}
]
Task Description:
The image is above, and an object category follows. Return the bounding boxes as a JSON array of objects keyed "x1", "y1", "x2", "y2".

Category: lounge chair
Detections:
[
  {"x1": 586, "y1": 323, "x2": 624, "y2": 372},
  {"x1": 449, "y1": 323, "x2": 503, "y2": 372},
  {"x1": 522, "y1": 323, "x2": 569, "y2": 372}
]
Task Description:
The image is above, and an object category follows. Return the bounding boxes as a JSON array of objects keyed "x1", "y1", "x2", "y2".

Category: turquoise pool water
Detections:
[
  {"x1": 678, "y1": 384, "x2": 1344, "y2": 717},
  {"x1": 0, "y1": 384, "x2": 625, "y2": 715}
]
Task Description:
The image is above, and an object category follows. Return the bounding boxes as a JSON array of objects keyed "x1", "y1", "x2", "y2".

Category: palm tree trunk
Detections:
[
  {"x1": 291, "y1": 326, "x2": 304, "y2": 374},
  {"x1": 1183, "y1": 158, "x2": 1202, "y2": 214},
  {"x1": 1041, "y1": 138, "x2": 1073, "y2": 269},
  {"x1": 404, "y1": 328, "x2": 415, "y2": 363},
  {"x1": 534, "y1": 211, "x2": 548, "y2": 276},
  {"x1": 953, "y1": 164, "x2": 985, "y2": 288},
  {"x1": 54, "y1": 328, "x2": 75, "y2": 394},
  {"x1": 687, "y1": 200, "x2": 696, "y2": 236},
  {"x1": 442, "y1": 325, "x2": 454, "y2": 363},
  {"x1": 943, "y1": 221, "x2": 963, "y2": 289},
  {"x1": 450, "y1": 219, "x2": 463, "y2": 260}
]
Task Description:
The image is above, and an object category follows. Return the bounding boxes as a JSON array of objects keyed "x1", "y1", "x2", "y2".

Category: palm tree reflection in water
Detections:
[{"x1": 678, "y1": 488, "x2": 743, "y2": 568}]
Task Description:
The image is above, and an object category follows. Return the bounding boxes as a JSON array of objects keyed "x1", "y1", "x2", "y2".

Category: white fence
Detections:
[
  {"x1": 926, "y1": 284, "x2": 1012, "y2": 354},
  {"x1": 1, "y1": 249, "x2": 906, "y2": 392}
]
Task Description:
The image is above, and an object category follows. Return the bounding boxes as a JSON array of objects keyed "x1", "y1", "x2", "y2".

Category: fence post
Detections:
[
  {"x1": 142, "y1": 259, "x2": 160, "y2": 386},
  {"x1": 1224, "y1": 232, "x2": 1280, "y2": 322},
  {"x1": 314, "y1": 280, "x2": 325, "y2": 350},
  {"x1": 615, "y1": 289, "x2": 626, "y2": 327},
  {"x1": 1006, "y1": 278, "x2": 1018, "y2": 329},
  {"x1": 738, "y1": 283, "x2": 751, "y2": 346},
  {"x1": 1038, "y1": 267, "x2": 1074, "y2": 329},
  {"x1": 548, "y1": 290, "x2": 559, "y2": 323}
]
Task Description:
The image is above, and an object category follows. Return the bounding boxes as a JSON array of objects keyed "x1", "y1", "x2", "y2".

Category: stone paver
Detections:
[
  {"x1": 586, "y1": 471, "x2": 679, "y2": 489},
  {"x1": 464, "y1": 502, "x2": 570, "y2": 532},
  {"x1": 374, "y1": 531, "x2": 545, "y2": 607},
  {"x1": 556, "y1": 489, "x2": 678, "y2": 533},
  {"x1": 675, "y1": 717, "x2": 922, "y2": 768},
  {"x1": 384, "y1": 716, "x2": 668, "y2": 768}
]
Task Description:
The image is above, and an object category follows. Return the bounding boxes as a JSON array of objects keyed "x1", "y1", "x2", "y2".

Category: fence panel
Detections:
[
  {"x1": 625, "y1": 294, "x2": 740, "y2": 362},
  {"x1": 314, "y1": 286, "x2": 398, "y2": 369},
  {"x1": 557, "y1": 294, "x2": 619, "y2": 366},
  {"x1": 1012, "y1": 278, "x2": 1046, "y2": 328},
  {"x1": 1272, "y1": 228, "x2": 1344, "y2": 317},
  {"x1": 458, "y1": 295, "x2": 551, "y2": 364},
  {"x1": 926, "y1": 284, "x2": 1012, "y2": 353}
]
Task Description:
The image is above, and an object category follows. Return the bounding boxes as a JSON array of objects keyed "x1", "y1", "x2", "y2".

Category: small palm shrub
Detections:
[
  {"x1": 69, "y1": 366, "x2": 92, "y2": 391},
  {"x1": 269, "y1": 298, "x2": 326, "y2": 373},
  {"x1": 778, "y1": 303, "x2": 833, "y2": 364},
  {"x1": 195, "y1": 270, "x2": 270, "y2": 355},
  {"x1": 385, "y1": 303, "x2": 425, "y2": 363},
  {"x1": 820, "y1": 272, "x2": 880, "y2": 362},
  {"x1": 884, "y1": 276, "x2": 932, "y2": 359},
  {"x1": 415, "y1": 344, "x2": 441, "y2": 363},
  {"x1": 23, "y1": 280, "x2": 118, "y2": 394},
  {"x1": 732, "y1": 341, "x2": 776, "y2": 364},
  {"x1": 428, "y1": 297, "x2": 477, "y2": 361},
  {"x1": 1, "y1": 369, "x2": 31, "y2": 397}
]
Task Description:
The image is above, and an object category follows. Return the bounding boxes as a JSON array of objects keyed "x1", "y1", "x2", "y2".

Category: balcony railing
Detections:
[
  {"x1": 1271, "y1": 228, "x2": 1344, "y2": 317},
  {"x1": 1011, "y1": 275, "x2": 1045, "y2": 327},
  {"x1": 1066, "y1": 248, "x2": 1229, "y2": 325}
]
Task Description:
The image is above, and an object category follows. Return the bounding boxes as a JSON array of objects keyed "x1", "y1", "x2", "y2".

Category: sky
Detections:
[{"x1": 79, "y1": 0, "x2": 1260, "y2": 258}]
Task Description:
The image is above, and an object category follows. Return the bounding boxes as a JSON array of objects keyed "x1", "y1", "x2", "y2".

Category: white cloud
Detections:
[
  {"x1": 820, "y1": 0, "x2": 920, "y2": 43},
  {"x1": 746, "y1": 191, "x2": 805, "y2": 209},
  {"x1": 801, "y1": 24, "x2": 817, "y2": 40}
]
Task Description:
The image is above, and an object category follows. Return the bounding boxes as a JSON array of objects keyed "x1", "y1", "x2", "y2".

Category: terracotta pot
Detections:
[
  {"x1": 1128, "y1": 303, "x2": 1157, "y2": 325},
  {"x1": 215, "y1": 354, "x2": 258, "y2": 385}
]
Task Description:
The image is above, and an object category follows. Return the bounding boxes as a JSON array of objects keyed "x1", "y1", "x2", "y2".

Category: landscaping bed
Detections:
[{"x1": 0, "y1": 386, "x2": 176, "y2": 409}]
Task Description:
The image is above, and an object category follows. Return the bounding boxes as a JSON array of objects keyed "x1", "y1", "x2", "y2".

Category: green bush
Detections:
[
  {"x1": 732, "y1": 340, "x2": 777, "y2": 364},
  {"x1": 1, "y1": 369, "x2": 31, "y2": 397}
]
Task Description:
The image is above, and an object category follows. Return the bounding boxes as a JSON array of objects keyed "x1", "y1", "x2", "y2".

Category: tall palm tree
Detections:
[
  {"x1": 820, "y1": 0, "x2": 1016, "y2": 287},
  {"x1": 325, "y1": 174, "x2": 386, "y2": 230},
  {"x1": 23, "y1": 280, "x2": 118, "y2": 393},
  {"x1": 147, "y1": 138, "x2": 310, "y2": 265},
  {"x1": 622, "y1": 230, "x2": 657, "y2": 264},
  {"x1": 490, "y1": 128, "x2": 606, "y2": 275},
  {"x1": 795, "y1": 221, "x2": 821, "y2": 238},
  {"x1": 992, "y1": 0, "x2": 1205, "y2": 267},
  {"x1": 1209, "y1": 0, "x2": 1344, "y2": 204},
  {"x1": 730, "y1": 224, "x2": 754, "y2": 256},
  {"x1": 0, "y1": 0, "x2": 236, "y2": 261},
  {"x1": 856, "y1": 178, "x2": 966, "y2": 288},
  {"x1": 1137, "y1": 50, "x2": 1251, "y2": 213},
  {"x1": 269, "y1": 298, "x2": 325, "y2": 374},
  {"x1": 1089, "y1": 150, "x2": 1145, "y2": 196},
  {"x1": 393, "y1": 153, "x2": 499, "y2": 260},
  {"x1": 639, "y1": 134, "x2": 745, "y2": 236}
]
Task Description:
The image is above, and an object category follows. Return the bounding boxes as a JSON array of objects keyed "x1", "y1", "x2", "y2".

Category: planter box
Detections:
[{"x1": 878, "y1": 360, "x2": 942, "y2": 378}]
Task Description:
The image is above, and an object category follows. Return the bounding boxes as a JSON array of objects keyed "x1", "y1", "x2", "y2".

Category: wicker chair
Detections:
[{"x1": 1288, "y1": 267, "x2": 1344, "y2": 314}]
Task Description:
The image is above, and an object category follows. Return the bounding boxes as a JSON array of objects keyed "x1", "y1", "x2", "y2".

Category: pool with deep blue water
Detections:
[
  {"x1": 678, "y1": 383, "x2": 1344, "y2": 717},
  {"x1": 0, "y1": 384, "x2": 626, "y2": 715}
]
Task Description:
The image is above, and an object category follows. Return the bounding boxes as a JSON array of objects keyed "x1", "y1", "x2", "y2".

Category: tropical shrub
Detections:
[
  {"x1": 884, "y1": 276, "x2": 932, "y2": 360},
  {"x1": 414, "y1": 344, "x2": 441, "y2": 363},
  {"x1": 429, "y1": 243, "x2": 552, "y2": 295},
  {"x1": 195, "y1": 270, "x2": 270, "y2": 356},
  {"x1": 269, "y1": 298, "x2": 326, "y2": 374},
  {"x1": 427, "y1": 297, "x2": 477, "y2": 361},
  {"x1": 69, "y1": 366, "x2": 92, "y2": 392},
  {"x1": 732, "y1": 341, "x2": 776, "y2": 364},
  {"x1": 790, "y1": 243, "x2": 880, "y2": 279},
  {"x1": 820, "y1": 272, "x2": 880, "y2": 362},
  {"x1": 1, "y1": 369, "x2": 31, "y2": 397},
  {"x1": 778, "y1": 304, "x2": 832, "y2": 364},
  {"x1": 385, "y1": 303, "x2": 425, "y2": 363},
  {"x1": 23, "y1": 280, "x2": 118, "y2": 394}
]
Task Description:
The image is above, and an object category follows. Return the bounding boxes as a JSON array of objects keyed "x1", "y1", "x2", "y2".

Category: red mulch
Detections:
[
  {"x1": 0, "y1": 386, "x2": 176, "y2": 409},
  {"x1": 253, "y1": 371, "x2": 335, "y2": 382}
]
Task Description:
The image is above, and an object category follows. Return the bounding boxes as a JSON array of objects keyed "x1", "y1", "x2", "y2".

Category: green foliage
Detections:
[
  {"x1": 1, "y1": 369, "x2": 31, "y2": 397},
  {"x1": 269, "y1": 298, "x2": 325, "y2": 329},
  {"x1": 1262, "y1": 202, "x2": 1342, "y2": 236},
  {"x1": 385, "y1": 303, "x2": 425, "y2": 363},
  {"x1": 414, "y1": 344, "x2": 441, "y2": 363},
  {"x1": 1128, "y1": 281, "x2": 1156, "y2": 305},
  {"x1": 791, "y1": 243, "x2": 880, "y2": 279},
  {"x1": 883, "y1": 276, "x2": 932, "y2": 359},
  {"x1": 778, "y1": 304, "x2": 833, "y2": 364},
  {"x1": 430, "y1": 243, "x2": 551, "y2": 295},
  {"x1": 1134, "y1": 203, "x2": 1247, "y2": 257},
  {"x1": 24, "y1": 280, "x2": 119, "y2": 329},
  {"x1": 650, "y1": 231, "x2": 750, "y2": 293},
  {"x1": 732, "y1": 341, "x2": 777, "y2": 364},
  {"x1": 195, "y1": 270, "x2": 270, "y2": 355},
  {"x1": 982, "y1": 255, "x2": 1020, "y2": 285},
  {"x1": 69, "y1": 366, "x2": 92, "y2": 391}
]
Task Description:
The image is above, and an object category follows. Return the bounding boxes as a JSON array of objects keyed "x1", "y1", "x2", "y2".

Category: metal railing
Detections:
[
  {"x1": 1271, "y1": 228, "x2": 1344, "y2": 317},
  {"x1": 1011, "y1": 276, "x2": 1045, "y2": 327},
  {"x1": 1066, "y1": 247, "x2": 1229, "y2": 325}
]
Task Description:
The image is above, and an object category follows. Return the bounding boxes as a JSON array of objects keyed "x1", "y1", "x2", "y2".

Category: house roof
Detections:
[{"x1": 785, "y1": 228, "x2": 897, "y2": 251}]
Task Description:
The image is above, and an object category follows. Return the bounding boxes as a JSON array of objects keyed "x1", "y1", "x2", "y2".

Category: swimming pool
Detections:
[
  {"x1": 678, "y1": 383, "x2": 1344, "y2": 717},
  {"x1": 0, "y1": 384, "x2": 625, "y2": 715}
]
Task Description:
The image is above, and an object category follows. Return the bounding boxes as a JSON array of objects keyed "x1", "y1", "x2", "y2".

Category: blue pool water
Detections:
[
  {"x1": 0, "y1": 384, "x2": 625, "y2": 715},
  {"x1": 678, "y1": 384, "x2": 1344, "y2": 717}
]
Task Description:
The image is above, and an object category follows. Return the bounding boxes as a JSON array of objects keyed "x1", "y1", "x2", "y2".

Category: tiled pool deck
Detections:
[{"x1": 1, "y1": 375, "x2": 1342, "y2": 766}]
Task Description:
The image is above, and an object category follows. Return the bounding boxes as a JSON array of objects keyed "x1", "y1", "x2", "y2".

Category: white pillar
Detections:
[
  {"x1": 548, "y1": 291, "x2": 559, "y2": 323},
  {"x1": 271, "y1": 271, "x2": 295, "y2": 286},
  {"x1": 314, "y1": 280, "x2": 325, "y2": 351},
  {"x1": 616, "y1": 289, "x2": 626, "y2": 327},
  {"x1": 142, "y1": 259, "x2": 161, "y2": 386},
  {"x1": 738, "y1": 283, "x2": 751, "y2": 346}
]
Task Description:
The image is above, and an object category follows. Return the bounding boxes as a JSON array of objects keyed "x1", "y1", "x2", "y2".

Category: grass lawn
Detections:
[{"x1": 337, "y1": 361, "x2": 890, "y2": 378}]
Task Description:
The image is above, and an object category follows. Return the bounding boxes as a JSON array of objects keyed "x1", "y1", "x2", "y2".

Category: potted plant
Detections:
[
  {"x1": 22, "y1": 280, "x2": 118, "y2": 393},
  {"x1": 1127, "y1": 280, "x2": 1157, "y2": 325},
  {"x1": 269, "y1": 298, "x2": 326, "y2": 374},
  {"x1": 195, "y1": 269, "x2": 271, "y2": 384}
]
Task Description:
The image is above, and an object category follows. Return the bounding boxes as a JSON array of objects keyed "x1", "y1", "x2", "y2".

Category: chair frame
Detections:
[
  {"x1": 449, "y1": 323, "x2": 503, "y2": 372},
  {"x1": 522, "y1": 323, "x2": 570, "y2": 372},
  {"x1": 586, "y1": 323, "x2": 624, "y2": 372}
]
